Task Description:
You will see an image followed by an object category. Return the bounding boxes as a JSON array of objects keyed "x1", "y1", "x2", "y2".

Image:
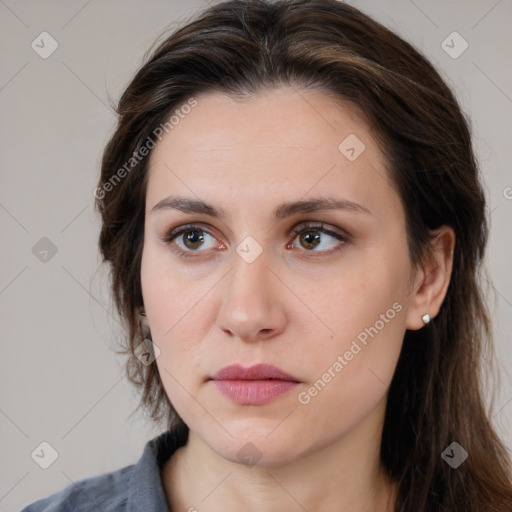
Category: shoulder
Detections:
[
  {"x1": 20, "y1": 464, "x2": 134, "y2": 512},
  {"x1": 20, "y1": 427, "x2": 188, "y2": 512}
]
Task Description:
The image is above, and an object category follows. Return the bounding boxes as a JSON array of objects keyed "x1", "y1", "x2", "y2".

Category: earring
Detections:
[
  {"x1": 422, "y1": 313, "x2": 430, "y2": 324},
  {"x1": 139, "y1": 308, "x2": 146, "y2": 317}
]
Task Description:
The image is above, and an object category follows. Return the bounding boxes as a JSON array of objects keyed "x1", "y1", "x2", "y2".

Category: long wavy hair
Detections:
[{"x1": 94, "y1": 1, "x2": 512, "y2": 510}]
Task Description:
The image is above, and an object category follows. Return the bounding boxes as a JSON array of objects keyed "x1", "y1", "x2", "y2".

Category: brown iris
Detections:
[
  {"x1": 182, "y1": 229, "x2": 205, "y2": 250},
  {"x1": 298, "y1": 230, "x2": 321, "y2": 250}
]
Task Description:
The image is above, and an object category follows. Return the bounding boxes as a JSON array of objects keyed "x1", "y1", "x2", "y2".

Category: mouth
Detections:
[{"x1": 208, "y1": 364, "x2": 301, "y2": 405}]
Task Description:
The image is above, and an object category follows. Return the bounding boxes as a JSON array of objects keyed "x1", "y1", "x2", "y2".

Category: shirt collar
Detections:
[{"x1": 127, "y1": 426, "x2": 188, "y2": 511}]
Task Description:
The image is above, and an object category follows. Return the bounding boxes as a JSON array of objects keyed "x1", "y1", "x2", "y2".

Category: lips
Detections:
[
  {"x1": 210, "y1": 363, "x2": 300, "y2": 382},
  {"x1": 209, "y1": 364, "x2": 301, "y2": 405}
]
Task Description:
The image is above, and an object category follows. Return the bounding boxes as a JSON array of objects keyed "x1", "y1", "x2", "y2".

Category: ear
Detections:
[{"x1": 405, "y1": 225, "x2": 455, "y2": 330}]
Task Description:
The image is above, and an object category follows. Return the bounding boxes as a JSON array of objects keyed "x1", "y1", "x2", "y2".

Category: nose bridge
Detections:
[
  {"x1": 225, "y1": 214, "x2": 273, "y2": 293},
  {"x1": 227, "y1": 245, "x2": 273, "y2": 309}
]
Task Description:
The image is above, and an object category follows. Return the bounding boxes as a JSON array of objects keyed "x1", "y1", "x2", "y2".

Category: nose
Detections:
[{"x1": 216, "y1": 250, "x2": 287, "y2": 343}]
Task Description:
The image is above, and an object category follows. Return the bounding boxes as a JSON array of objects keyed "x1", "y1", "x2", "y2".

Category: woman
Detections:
[{"x1": 22, "y1": 0, "x2": 512, "y2": 510}]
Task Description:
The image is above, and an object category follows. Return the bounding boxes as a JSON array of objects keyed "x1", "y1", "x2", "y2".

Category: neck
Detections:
[{"x1": 162, "y1": 399, "x2": 397, "y2": 512}]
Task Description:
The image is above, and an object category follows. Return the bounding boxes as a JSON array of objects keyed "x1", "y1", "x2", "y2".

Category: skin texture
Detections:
[{"x1": 140, "y1": 86, "x2": 455, "y2": 512}]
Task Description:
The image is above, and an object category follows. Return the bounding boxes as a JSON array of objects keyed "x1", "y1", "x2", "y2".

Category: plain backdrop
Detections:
[{"x1": 1, "y1": 1, "x2": 511, "y2": 510}]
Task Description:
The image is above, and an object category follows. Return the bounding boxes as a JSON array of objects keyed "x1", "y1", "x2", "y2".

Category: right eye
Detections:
[{"x1": 162, "y1": 225, "x2": 225, "y2": 258}]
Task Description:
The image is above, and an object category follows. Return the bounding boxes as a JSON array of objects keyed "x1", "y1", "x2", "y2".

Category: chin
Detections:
[{"x1": 204, "y1": 427, "x2": 306, "y2": 468}]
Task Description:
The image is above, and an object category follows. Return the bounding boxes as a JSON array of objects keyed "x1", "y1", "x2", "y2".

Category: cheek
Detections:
[
  {"x1": 140, "y1": 249, "x2": 214, "y2": 382},
  {"x1": 294, "y1": 299, "x2": 405, "y2": 441},
  {"x1": 304, "y1": 246, "x2": 409, "y2": 393},
  {"x1": 313, "y1": 251, "x2": 407, "y2": 340},
  {"x1": 141, "y1": 246, "x2": 202, "y2": 334}
]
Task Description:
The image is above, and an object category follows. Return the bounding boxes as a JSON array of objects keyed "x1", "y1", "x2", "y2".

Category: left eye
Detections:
[
  {"x1": 162, "y1": 222, "x2": 348, "y2": 258},
  {"x1": 288, "y1": 222, "x2": 347, "y2": 253}
]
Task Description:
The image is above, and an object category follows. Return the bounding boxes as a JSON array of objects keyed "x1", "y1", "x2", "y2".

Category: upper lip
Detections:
[{"x1": 210, "y1": 364, "x2": 300, "y2": 382}]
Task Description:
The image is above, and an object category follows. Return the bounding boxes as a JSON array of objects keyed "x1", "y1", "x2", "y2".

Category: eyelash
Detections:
[{"x1": 161, "y1": 222, "x2": 350, "y2": 259}]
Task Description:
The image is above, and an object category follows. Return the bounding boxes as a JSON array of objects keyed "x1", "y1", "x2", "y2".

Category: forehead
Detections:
[{"x1": 146, "y1": 86, "x2": 399, "y2": 220}]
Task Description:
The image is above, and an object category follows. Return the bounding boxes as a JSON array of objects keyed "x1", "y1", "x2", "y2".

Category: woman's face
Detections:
[{"x1": 141, "y1": 86, "x2": 419, "y2": 466}]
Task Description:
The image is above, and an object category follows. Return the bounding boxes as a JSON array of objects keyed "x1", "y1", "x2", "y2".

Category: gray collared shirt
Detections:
[{"x1": 20, "y1": 427, "x2": 188, "y2": 512}]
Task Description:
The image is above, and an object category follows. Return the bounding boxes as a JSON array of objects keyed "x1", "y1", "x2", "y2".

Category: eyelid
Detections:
[
  {"x1": 290, "y1": 221, "x2": 350, "y2": 239},
  {"x1": 162, "y1": 223, "x2": 221, "y2": 245}
]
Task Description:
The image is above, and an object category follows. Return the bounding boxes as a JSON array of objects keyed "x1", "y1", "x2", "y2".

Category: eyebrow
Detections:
[{"x1": 149, "y1": 195, "x2": 372, "y2": 220}]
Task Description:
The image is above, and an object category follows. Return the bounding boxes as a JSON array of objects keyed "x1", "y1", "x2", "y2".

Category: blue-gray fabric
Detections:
[{"x1": 20, "y1": 428, "x2": 188, "y2": 512}]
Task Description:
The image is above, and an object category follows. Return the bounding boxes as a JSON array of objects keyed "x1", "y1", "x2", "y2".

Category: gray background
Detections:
[{"x1": 1, "y1": 1, "x2": 511, "y2": 510}]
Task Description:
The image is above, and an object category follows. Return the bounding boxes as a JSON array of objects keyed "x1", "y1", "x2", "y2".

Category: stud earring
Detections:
[
  {"x1": 422, "y1": 313, "x2": 430, "y2": 324},
  {"x1": 139, "y1": 308, "x2": 146, "y2": 316}
]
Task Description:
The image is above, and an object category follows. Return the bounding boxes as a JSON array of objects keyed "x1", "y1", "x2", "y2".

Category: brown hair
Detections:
[{"x1": 94, "y1": 1, "x2": 512, "y2": 510}]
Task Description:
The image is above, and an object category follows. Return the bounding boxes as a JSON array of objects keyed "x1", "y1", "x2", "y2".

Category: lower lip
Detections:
[{"x1": 211, "y1": 379, "x2": 299, "y2": 405}]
